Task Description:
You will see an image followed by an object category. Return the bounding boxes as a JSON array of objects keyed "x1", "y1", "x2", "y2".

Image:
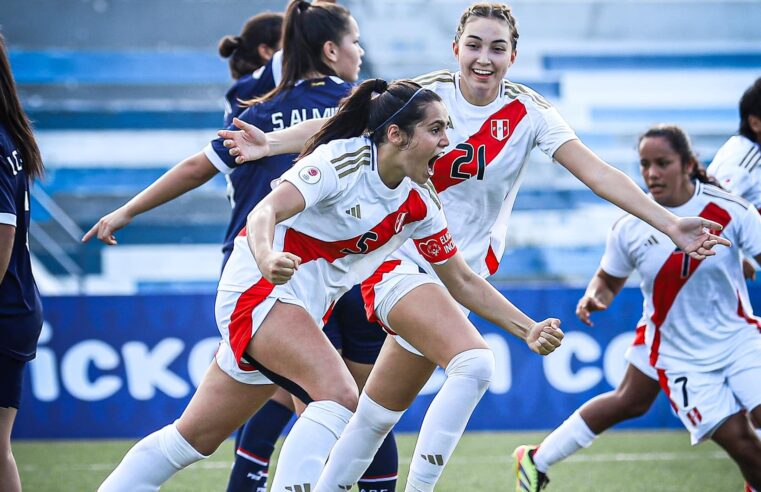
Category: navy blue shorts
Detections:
[
  {"x1": 0, "y1": 353, "x2": 25, "y2": 409},
  {"x1": 323, "y1": 285, "x2": 386, "y2": 364}
]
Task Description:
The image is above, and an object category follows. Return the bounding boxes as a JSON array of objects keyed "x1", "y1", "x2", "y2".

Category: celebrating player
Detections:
[
  {"x1": 221, "y1": 4, "x2": 730, "y2": 491},
  {"x1": 97, "y1": 77, "x2": 564, "y2": 492},
  {"x1": 514, "y1": 124, "x2": 761, "y2": 491},
  {"x1": 0, "y1": 34, "x2": 46, "y2": 492}
]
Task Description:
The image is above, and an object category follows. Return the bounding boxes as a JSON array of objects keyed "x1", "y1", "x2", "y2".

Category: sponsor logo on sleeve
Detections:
[
  {"x1": 416, "y1": 230, "x2": 456, "y2": 261},
  {"x1": 299, "y1": 166, "x2": 322, "y2": 184}
]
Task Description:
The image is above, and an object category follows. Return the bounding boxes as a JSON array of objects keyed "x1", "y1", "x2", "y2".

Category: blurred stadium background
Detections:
[{"x1": 4, "y1": 0, "x2": 761, "y2": 490}]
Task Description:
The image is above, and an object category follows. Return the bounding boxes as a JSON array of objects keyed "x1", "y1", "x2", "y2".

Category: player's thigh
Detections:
[
  {"x1": 363, "y1": 336, "x2": 437, "y2": 412},
  {"x1": 248, "y1": 301, "x2": 357, "y2": 406},
  {"x1": 177, "y1": 361, "x2": 277, "y2": 454},
  {"x1": 344, "y1": 358, "x2": 373, "y2": 392},
  {"x1": 386, "y1": 283, "x2": 488, "y2": 369},
  {"x1": 616, "y1": 362, "x2": 661, "y2": 407},
  {"x1": 725, "y1": 342, "x2": 761, "y2": 419}
]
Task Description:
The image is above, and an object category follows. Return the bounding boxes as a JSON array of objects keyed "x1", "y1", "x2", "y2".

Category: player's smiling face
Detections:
[
  {"x1": 453, "y1": 17, "x2": 516, "y2": 106},
  {"x1": 639, "y1": 136, "x2": 695, "y2": 207}
]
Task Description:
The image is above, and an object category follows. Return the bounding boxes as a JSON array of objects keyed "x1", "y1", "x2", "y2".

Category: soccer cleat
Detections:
[{"x1": 513, "y1": 445, "x2": 549, "y2": 492}]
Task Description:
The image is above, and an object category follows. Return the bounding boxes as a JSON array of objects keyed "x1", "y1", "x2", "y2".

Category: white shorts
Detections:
[
  {"x1": 361, "y1": 259, "x2": 467, "y2": 357},
  {"x1": 625, "y1": 325, "x2": 658, "y2": 381},
  {"x1": 656, "y1": 339, "x2": 761, "y2": 445},
  {"x1": 215, "y1": 288, "x2": 305, "y2": 385}
]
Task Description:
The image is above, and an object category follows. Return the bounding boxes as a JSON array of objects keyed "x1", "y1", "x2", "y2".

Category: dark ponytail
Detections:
[
  {"x1": 299, "y1": 78, "x2": 442, "y2": 159},
  {"x1": 245, "y1": 0, "x2": 352, "y2": 106},
  {"x1": 739, "y1": 77, "x2": 761, "y2": 143},
  {"x1": 218, "y1": 12, "x2": 283, "y2": 80},
  {"x1": 0, "y1": 34, "x2": 44, "y2": 180},
  {"x1": 639, "y1": 124, "x2": 718, "y2": 186}
]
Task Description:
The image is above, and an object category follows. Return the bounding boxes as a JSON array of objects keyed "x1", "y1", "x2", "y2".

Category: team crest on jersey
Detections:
[
  {"x1": 394, "y1": 212, "x2": 408, "y2": 233},
  {"x1": 490, "y1": 119, "x2": 510, "y2": 141},
  {"x1": 299, "y1": 166, "x2": 321, "y2": 184}
]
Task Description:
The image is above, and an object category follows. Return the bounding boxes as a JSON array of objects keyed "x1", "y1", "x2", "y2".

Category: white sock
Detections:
[
  {"x1": 405, "y1": 348, "x2": 494, "y2": 492},
  {"x1": 98, "y1": 422, "x2": 206, "y2": 491},
  {"x1": 315, "y1": 392, "x2": 404, "y2": 492},
  {"x1": 533, "y1": 410, "x2": 597, "y2": 473},
  {"x1": 270, "y1": 400, "x2": 353, "y2": 492}
]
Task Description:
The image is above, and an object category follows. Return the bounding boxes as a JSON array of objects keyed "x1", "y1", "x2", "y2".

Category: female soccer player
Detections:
[
  {"x1": 218, "y1": 10, "x2": 283, "y2": 126},
  {"x1": 516, "y1": 124, "x2": 761, "y2": 491},
  {"x1": 97, "y1": 77, "x2": 565, "y2": 492},
  {"x1": 220, "y1": 4, "x2": 730, "y2": 491},
  {"x1": 513, "y1": 124, "x2": 761, "y2": 491},
  {"x1": 708, "y1": 77, "x2": 761, "y2": 211},
  {"x1": 85, "y1": 3, "x2": 397, "y2": 489},
  {"x1": 0, "y1": 34, "x2": 46, "y2": 492}
]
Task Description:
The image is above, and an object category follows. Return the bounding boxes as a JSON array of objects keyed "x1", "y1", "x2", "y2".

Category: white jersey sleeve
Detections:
[
  {"x1": 600, "y1": 217, "x2": 635, "y2": 278},
  {"x1": 280, "y1": 147, "x2": 341, "y2": 208},
  {"x1": 514, "y1": 84, "x2": 577, "y2": 158},
  {"x1": 707, "y1": 135, "x2": 761, "y2": 205},
  {"x1": 735, "y1": 203, "x2": 761, "y2": 258}
]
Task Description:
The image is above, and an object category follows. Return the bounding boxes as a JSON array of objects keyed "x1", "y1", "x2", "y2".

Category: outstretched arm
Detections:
[
  {"x1": 576, "y1": 268, "x2": 627, "y2": 326},
  {"x1": 218, "y1": 117, "x2": 327, "y2": 164},
  {"x1": 82, "y1": 152, "x2": 217, "y2": 244},
  {"x1": 432, "y1": 253, "x2": 563, "y2": 355},
  {"x1": 554, "y1": 140, "x2": 731, "y2": 259}
]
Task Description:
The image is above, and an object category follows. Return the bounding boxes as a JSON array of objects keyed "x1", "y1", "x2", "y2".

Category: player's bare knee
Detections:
[{"x1": 315, "y1": 379, "x2": 359, "y2": 412}]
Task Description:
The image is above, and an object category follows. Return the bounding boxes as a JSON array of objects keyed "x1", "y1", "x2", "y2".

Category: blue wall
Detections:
[{"x1": 16, "y1": 286, "x2": 760, "y2": 439}]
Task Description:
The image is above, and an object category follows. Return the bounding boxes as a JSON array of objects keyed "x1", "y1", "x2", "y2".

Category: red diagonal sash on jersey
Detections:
[
  {"x1": 283, "y1": 189, "x2": 428, "y2": 262},
  {"x1": 431, "y1": 100, "x2": 528, "y2": 193},
  {"x1": 649, "y1": 202, "x2": 731, "y2": 367},
  {"x1": 229, "y1": 190, "x2": 429, "y2": 369}
]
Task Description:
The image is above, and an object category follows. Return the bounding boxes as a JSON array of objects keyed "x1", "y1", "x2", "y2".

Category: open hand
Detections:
[
  {"x1": 218, "y1": 118, "x2": 270, "y2": 164},
  {"x1": 670, "y1": 217, "x2": 731, "y2": 260},
  {"x1": 526, "y1": 318, "x2": 563, "y2": 355},
  {"x1": 81, "y1": 208, "x2": 133, "y2": 245},
  {"x1": 575, "y1": 295, "x2": 608, "y2": 327}
]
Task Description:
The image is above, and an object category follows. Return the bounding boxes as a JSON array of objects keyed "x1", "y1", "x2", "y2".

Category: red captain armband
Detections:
[{"x1": 414, "y1": 228, "x2": 458, "y2": 263}]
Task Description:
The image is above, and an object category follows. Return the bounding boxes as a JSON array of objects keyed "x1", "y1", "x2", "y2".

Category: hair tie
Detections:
[
  {"x1": 371, "y1": 87, "x2": 425, "y2": 134},
  {"x1": 372, "y1": 78, "x2": 388, "y2": 94}
]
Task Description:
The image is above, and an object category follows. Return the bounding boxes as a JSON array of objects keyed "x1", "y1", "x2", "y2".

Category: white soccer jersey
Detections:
[
  {"x1": 218, "y1": 136, "x2": 457, "y2": 364},
  {"x1": 707, "y1": 135, "x2": 761, "y2": 210},
  {"x1": 600, "y1": 182, "x2": 761, "y2": 372},
  {"x1": 390, "y1": 70, "x2": 577, "y2": 278}
]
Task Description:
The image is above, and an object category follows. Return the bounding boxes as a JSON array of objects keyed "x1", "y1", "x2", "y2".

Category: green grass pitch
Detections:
[{"x1": 15, "y1": 430, "x2": 742, "y2": 491}]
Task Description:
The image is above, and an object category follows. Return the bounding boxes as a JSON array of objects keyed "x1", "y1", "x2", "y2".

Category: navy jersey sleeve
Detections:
[
  {"x1": 204, "y1": 105, "x2": 267, "y2": 175},
  {"x1": 0, "y1": 140, "x2": 19, "y2": 227}
]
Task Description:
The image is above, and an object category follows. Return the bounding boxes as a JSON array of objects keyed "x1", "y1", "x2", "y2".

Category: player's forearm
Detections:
[
  {"x1": 0, "y1": 224, "x2": 14, "y2": 281},
  {"x1": 444, "y1": 267, "x2": 534, "y2": 341},
  {"x1": 267, "y1": 118, "x2": 326, "y2": 156},
  {"x1": 122, "y1": 152, "x2": 218, "y2": 218},
  {"x1": 246, "y1": 204, "x2": 276, "y2": 263},
  {"x1": 556, "y1": 141, "x2": 679, "y2": 236},
  {"x1": 584, "y1": 274, "x2": 617, "y2": 307}
]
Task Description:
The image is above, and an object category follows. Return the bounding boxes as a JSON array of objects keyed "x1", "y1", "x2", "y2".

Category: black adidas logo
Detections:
[
  {"x1": 285, "y1": 484, "x2": 311, "y2": 492},
  {"x1": 345, "y1": 204, "x2": 361, "y2": 219},
  {"x1": 644, "y1": 235, "x2": 659, "y2": 247},
  {"x1": 420, "y1": 453, "x2": 444, "y2": 465}
]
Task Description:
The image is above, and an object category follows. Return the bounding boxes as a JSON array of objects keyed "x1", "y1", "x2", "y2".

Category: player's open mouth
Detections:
[
  {"x1": 428, "y1": 152, "x2": 444, "y2": 176},
  {"x1": 472, "y1": 68, "x2": 493, "y2": 78}
]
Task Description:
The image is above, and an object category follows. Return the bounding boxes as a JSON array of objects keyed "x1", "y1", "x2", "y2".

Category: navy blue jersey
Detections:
[
  {"x1": 205, "y1": 75, "x2": 352, "y2": 257},
  {"x1": 0, "y1": 123, "x2": 43, "y2": 361},
  {"x1": 223, "y1": 51, "x2": 282, "y2": 127}
]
